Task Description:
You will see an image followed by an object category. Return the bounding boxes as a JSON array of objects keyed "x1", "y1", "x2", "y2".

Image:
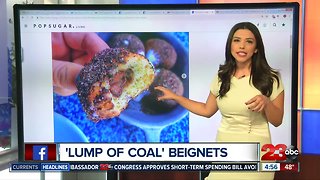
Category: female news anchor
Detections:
[{"x1": 155, "y1": 22, "x2": 284, "y2": 180}]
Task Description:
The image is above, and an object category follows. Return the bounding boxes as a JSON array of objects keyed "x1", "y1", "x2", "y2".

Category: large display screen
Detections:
[{"x1": 14, "y1": 3, "x2": 299, "y2": 160}]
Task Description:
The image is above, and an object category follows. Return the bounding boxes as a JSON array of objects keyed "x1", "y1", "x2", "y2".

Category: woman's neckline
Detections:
[{"x1": 232, "y1": 75, "x2": 249, "y2": 80}]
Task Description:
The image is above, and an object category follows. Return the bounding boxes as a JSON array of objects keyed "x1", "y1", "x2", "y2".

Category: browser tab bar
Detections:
[
  {"x1": 191, "y1": 10, "x2": 216, "y2": 15},
  {"x1": 164, "y1": 10, "x2": 190, "y2": 15},
  {"x1": 119, "y1": 10, "x2": 144, "y2": 15},
  {"x1": 142, "y1": 10, "x2": 163, "y2": 15}
]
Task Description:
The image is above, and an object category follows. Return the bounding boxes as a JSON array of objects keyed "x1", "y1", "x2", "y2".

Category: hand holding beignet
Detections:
[
  {"x1": 76, "y1": 48, "x2": 154, "y2": 122},
  {"x1": 52, "y1": 32, "x2": 109, "y2": 96}
]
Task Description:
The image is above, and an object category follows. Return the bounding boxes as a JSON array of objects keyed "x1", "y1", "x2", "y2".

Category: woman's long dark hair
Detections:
[{"x1": 218, "y1": 22, "x2": 280, "y2": 98}]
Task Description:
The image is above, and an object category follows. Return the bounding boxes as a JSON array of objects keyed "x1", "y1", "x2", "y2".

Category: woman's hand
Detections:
[
  {"x1": 245, "y1": 95, "x2": 271, "y2": 112},
  {"x1": 155, "y1": 86, "x2": 219, "y2": 118},
  {"x1": 154, "y1": 86, "x2": 178, "y2": 101}
]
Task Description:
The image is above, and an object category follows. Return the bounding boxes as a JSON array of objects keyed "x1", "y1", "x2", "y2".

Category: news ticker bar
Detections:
[{"x1": 9, "y1": 162, "x2": 299, "y2": 172}]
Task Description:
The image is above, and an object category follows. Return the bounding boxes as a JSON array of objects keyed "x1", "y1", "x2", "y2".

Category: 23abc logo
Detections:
[{"x1": 261, "y1": 144, "x2": 299, "y2": 162}]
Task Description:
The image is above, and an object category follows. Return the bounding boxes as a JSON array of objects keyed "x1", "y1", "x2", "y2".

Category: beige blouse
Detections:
[{"x1": 210, "y1": 75, "x2": 284, "y2": 140}]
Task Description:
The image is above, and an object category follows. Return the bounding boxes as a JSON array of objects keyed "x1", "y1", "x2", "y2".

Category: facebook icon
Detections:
[{"x1": 33, "y1": 146, "x2": 48, "y2": 160}]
